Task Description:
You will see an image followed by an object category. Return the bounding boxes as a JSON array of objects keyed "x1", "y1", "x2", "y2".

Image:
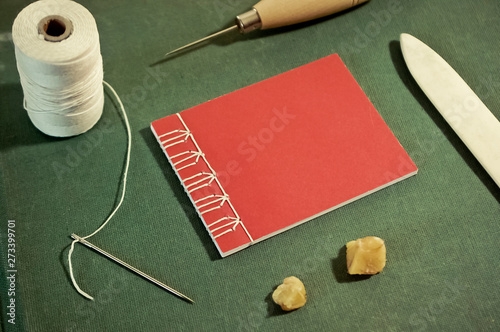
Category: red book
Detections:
[{"x1": 151, "y1": 54, "x2": 417, "y2": 257}]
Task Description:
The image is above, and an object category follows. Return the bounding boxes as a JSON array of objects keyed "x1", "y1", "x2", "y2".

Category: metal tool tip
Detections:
[{"x1": 163, "y1": 25, "x2": 239, "y2": 58}]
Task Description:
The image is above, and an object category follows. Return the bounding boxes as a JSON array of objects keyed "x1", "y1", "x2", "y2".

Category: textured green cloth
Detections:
[{"x1": 1, "y1": 0, "x2": 499, "y2": 331}]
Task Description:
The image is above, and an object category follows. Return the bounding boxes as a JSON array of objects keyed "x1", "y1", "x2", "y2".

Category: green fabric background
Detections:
[{"x1": 1, "y1": 0, "x2": 499, "y2": 331}]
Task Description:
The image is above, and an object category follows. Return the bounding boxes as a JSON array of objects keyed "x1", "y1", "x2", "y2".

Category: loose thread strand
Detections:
[
  {"x1": 68, "y1": 239, "x2": 94, "y2": 300},
  {"x1": 68, "y1": 80, "x2": 131, "y2": 300}
]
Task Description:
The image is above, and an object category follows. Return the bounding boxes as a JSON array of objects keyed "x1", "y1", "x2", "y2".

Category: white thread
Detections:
[
  {"x1": 208, "y1": 216, "x2": 239, "y2": 228},
  {"x1": 162, "y1": 113, "x2": 255, "y2": 243},
  {"x1": 68, "y1": 81, "x2": 131, "y2": 300},
  {"x1": 185, "y1": 172, "x2": 217, "y2": 193},
  {"x1": 195, "y1": 194, "x2": 229, "y2": 214},
  {"x1": 213, "y1": 229, "x2": 235, "y2": 239},
  {"x1": 171, "y1": 150, "x2": 205, "y2": 171},
  {"x1": 207, "y1": 216, "x2": 242, "y2": 239},
  {"x1": 172, "y1": 150, "x2": 203, "y2": 165},
  {"x1": 12, "y1": 0, "x2": 132, "y2": 300},
  {"x1": 12, "y1": 0, "x2": 104, "y2": 137},
  {"x1": 210, "y1": 220, "x2": 239, "y2": 234},
  {"x1": 160, "y1": 129, "x2": 192, "y2": 148}
]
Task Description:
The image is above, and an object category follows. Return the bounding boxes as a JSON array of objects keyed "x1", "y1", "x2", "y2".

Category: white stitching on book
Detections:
[
  {"x1": 160, "y1": 113, "x2": 254, "y2": 244},
  {"x1": 208, "y1": 217, "x2": 242, "y2": 239},
  {"x1": 171, "y1": 150, "x2": 205, "y2": 171},
  {"x1": 195, "y1": 194, "x2": 229, "y2": 214},
  {"x1": 184, "y1": 172, "x2": 216, "y2": 193},
  {"x1": 159, "y1": 129, "x2": 192, "y2": 148}
]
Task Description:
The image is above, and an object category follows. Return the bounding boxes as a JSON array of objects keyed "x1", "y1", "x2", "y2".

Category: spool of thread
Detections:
[
  {"x1": 12, "y1": 0, "x2": 104, "y2": 137},
  {"x1": 12, "y1": 1, "x2": 133, "y2": 301}
]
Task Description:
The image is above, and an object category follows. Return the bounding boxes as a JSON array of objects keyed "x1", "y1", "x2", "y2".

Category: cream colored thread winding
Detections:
[
  {"x1": 68, "y1": 81, "x2": 132, "y2": 300},
  {"x1": 12, "y1": 0, "x2": 105, "y2": 137},
  {"x1": 12, "y1": 0, "x2": 132, "y2": 300}
]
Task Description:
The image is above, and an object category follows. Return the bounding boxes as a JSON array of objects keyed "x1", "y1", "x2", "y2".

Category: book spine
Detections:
[{"x1": 155, "y1": 114, "x2": 254, "y2": 245}]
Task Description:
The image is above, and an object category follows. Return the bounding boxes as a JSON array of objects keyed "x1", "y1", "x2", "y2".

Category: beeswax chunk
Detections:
[
  {"x1": 272, "y1": 276, "x2": 307, "y2": 311},
  {"x1": 346, "y1": 236, "x2": 386, "y2": 275}
]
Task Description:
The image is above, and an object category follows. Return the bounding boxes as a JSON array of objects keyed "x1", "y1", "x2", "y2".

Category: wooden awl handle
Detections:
[{"x1": 254, "y1": 0, "x2": 369, "y2": 30}]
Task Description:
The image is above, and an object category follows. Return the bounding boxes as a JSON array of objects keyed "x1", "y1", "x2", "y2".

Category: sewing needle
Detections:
[{"x1": 71, "y1": 234, "x2": 194, "y2": 304}]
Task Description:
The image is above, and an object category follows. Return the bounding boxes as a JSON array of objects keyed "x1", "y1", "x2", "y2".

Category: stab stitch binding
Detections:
[{"x1": 159, "y1": 113, "x2": 254, "y2": 242}]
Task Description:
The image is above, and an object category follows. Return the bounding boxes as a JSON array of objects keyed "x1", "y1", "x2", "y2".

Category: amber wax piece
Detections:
[
  {"x1": 346, "y1": 236, "x2": 386, "y2": 275},
  {"x1": 272, "y1": 276, "x2": 307, "y2": 311}
]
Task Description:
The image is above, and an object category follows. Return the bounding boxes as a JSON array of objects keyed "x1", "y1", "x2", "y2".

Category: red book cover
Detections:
[{"x1": 151, "y1": 54, "x2": 417, "y2": 257}]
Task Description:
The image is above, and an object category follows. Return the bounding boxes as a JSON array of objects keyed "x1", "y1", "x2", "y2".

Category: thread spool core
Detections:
[{"x1": 38, "y1": 15, "x2": 73, "y2": 42}]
